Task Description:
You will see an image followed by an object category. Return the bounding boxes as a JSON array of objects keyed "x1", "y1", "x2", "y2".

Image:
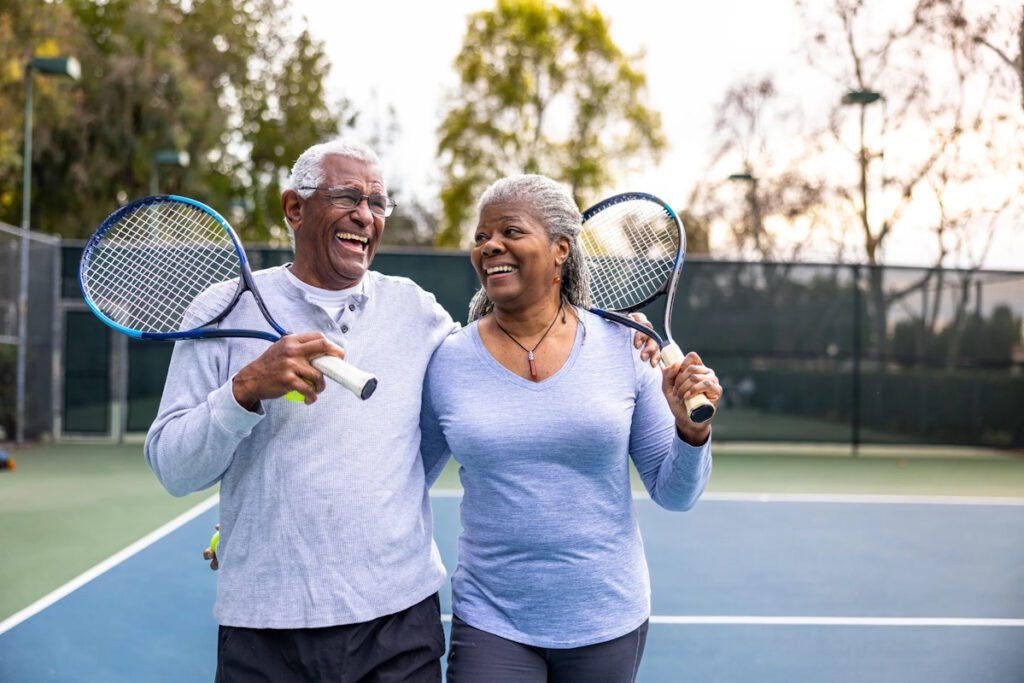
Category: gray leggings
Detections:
[{"x1": 446, "y1": 615, "x2": 648, "y2": 682}]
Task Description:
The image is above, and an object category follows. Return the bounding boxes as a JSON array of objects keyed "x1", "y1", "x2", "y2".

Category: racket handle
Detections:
[
  {"x1": 659, "y1": 343, "x2": 716, "y2": 424},
  {"x1": 311, "y1": 355, "x2": 378, "y2": 400}
]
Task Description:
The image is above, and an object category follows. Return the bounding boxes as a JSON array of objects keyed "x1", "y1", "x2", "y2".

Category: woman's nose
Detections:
[{"x1": 481, "y1": 237, "x2": 504, "y2": 255}]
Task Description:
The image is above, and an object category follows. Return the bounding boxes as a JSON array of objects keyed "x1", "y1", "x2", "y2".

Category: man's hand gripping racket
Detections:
[
  {"x1": 580, "y1": 192, "x2": 715, "y2": 424},
  {"x1": 79, "y1": 195, "x2": 377, "y2": 401}
]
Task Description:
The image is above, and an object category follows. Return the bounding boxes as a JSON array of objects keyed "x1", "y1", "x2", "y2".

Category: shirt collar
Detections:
[{"x1": 278, "y1": 264, "x2": 373, "y2": 308}]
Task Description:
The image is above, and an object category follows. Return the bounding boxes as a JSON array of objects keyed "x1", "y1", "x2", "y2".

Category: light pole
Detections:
[
  {"x1": 728, "y1": 172, "x2": 762, "y2": 253},
  {"x1": 150, "y1": 149, "x2": 190, "y2": 195},
  {"x1": 17, "y1": 55, "x2": 80, "y2": 444},
  {"x1": 841, "y1": 89, "x2": 883, "y2": 261},
  {"x1": 840, "y1": 88, "x2": 882, "y2": 458}
]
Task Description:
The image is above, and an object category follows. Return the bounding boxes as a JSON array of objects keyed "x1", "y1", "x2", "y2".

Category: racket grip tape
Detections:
[
  {"x1": 659, "y1": 343, "x2": 716, "y2": 424},
  {"x1": 311, "y1": 355, "x2": 378, "y2": 400}
]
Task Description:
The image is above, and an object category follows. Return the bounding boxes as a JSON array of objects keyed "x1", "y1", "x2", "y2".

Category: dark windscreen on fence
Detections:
[{"x1": 56, "y1": 245, "x2": 1024, "y2": 448}]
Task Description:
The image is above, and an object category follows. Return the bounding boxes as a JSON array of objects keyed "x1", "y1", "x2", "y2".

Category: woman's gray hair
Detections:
[
  {"x1": 288, "y1": 138, "x2": 383, "y2": 199},
  {"x1": 468, "y1": 174, "x2": 590, "y2": 322}
]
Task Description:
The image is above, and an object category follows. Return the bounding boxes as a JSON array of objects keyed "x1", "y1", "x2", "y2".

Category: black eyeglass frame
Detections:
[{"x1": 297, "y1": 186, "x2": 396, "y2": 217}]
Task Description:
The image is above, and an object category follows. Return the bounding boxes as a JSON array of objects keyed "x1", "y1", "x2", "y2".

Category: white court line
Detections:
[
  {"x1": 430, "y1": 489, "x2": 1024, "y2": 506},
  {"x1": 438, "y1": 614, "x2": 1023, "y2": 627},
  {"x1": 0, "y1": 494, "x2": 220, "y2": 636},
  {"x1": 5, "y1": 491, "x2": 1021, "y2": 636},
  {"x1": 694, "y1": 492, "x2": 1024, "y2": 506},
  {"x1": 644, "y1": 616, "x2": 1024, "y2": 627}
]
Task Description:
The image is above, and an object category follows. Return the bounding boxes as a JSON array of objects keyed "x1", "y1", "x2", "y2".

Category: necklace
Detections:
[{"x1": 493, "y1": 303, "x2": 563, "y2": 379}]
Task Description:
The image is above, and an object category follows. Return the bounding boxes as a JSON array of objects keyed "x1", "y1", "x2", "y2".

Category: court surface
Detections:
[{"x1": 2, "y1": 487, "x2": 1022, "y2": 682}]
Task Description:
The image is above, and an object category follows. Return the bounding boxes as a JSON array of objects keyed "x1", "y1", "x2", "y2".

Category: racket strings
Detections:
[
  {"x1": 580, "y1": 200, "x2": 679, "y2": 311},
  {"x1": 83, "y1": 201, "x2": 241, "y2": 333},
  {"x1": 85, "y1": 207, "x2": 232, "y2": 329}
]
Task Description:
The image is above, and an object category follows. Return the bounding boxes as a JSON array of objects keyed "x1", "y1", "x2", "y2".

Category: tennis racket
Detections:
[
  {"x1": 79, "y1": 195, "x2": 378, "y2": 400},
  {"x1": 580, "y1": 192, "x2": 714, "y2": 424}
]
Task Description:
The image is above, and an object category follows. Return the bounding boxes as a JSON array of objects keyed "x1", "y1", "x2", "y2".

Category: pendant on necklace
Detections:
[{"x1": 527, "y1": 350, "x2": 537, "y2": 379}]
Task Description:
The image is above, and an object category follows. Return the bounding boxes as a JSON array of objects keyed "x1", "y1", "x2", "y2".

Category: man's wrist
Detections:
[{"x1": 231, "y1": 376, "x2": 260, "y2": 412}]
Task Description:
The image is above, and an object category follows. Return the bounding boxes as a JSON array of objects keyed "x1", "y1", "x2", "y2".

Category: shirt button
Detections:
[
  {"x1": 340, "y1": 325, "x2": 349, "y2": 333},
  {"x1": 348, "y1": 304, "x2": 356, "y2": 311}
]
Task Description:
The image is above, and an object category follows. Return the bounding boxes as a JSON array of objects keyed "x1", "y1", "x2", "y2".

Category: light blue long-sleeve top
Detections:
[
  {"x1": 145, "y1": 266, "x2": 458, "y2": 628},
  {"x1": 420, "y1": 310, "x2": 712, "y2": 648}
]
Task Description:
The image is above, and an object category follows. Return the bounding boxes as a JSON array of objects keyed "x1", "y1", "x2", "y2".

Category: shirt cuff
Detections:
[
  {"x1": 208, "y1": 376, "x2": 265, "y2": 437},
  {"x1": 670, "y1": 428, "x2": 712, "y2": 476}
]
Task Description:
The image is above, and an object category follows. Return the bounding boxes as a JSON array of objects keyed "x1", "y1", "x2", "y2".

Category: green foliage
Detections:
[
  {"x1": 436, "y1": 0, "x2": 666, "y2": 246},
  {"x1": 0, "y1": 0, "x2": 349, "y2": 242}
]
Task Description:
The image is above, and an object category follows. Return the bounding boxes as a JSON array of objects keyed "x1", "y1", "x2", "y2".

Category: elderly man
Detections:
[{"x1": 145, "y1": 138, "x2": 455, "y2": 681}]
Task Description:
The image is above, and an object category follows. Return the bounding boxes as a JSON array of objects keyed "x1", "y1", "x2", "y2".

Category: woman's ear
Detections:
[{"x1": 554, "y1": 235, "x2": 571, "y2": 263}]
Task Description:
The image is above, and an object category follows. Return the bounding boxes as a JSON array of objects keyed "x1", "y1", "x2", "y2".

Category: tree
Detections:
[
  {"x1": 690, "y1": 75, "x2": 828, "y2": 261},
  {"x1": 923, "y1": 1, "x2": 1024, "y2": 112},
  {"x1": 785, "y1": 0, "x2": 1023, "y2": 357},
  {"x1": 436, "y1": 0, "x2": 666, "y2": 246},
  {"x1": 0, "y1": 0, "x2": 350, "y2": 242}
]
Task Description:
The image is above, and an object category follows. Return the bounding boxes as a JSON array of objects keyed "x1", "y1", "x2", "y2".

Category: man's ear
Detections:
[{"x1": 281, "y1": 189, "x2": 303, "y2": 232}]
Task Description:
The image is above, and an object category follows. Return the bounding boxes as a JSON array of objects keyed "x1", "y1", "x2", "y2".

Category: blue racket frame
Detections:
[{"x1": 79, "y1": 194, "x2": 286, "y2": 343}]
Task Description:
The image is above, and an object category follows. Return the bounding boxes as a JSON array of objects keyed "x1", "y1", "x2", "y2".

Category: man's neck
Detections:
[{"x1": 288, "y1": 261, "x2": 362, "y2": 291}]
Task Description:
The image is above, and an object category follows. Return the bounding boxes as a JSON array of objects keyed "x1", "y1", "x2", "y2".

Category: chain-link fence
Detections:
[
  {"x1": 54, "y1": 245, "x2": 1024, "y2": 449},
  {"x1": 0, "y1": 222, "x2": 60, "y2": 441}
]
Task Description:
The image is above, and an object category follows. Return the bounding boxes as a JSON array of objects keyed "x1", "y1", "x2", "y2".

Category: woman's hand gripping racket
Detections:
[
  {"x1": 79, "y1": 195, "x2": 378, "y2": 400},
  {"x1": 580, "y1": 192, "x2": 715, "y2": 424}
]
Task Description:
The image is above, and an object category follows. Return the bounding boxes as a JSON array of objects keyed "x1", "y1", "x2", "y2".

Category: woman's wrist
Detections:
[{"x1": 676, "y1": 421, "x2": 710, "y2": 446}]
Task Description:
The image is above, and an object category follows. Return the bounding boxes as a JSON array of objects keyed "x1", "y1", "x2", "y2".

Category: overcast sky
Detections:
[{"x1": 295, "y1": 0, "x2": 1022, "y2": 270}]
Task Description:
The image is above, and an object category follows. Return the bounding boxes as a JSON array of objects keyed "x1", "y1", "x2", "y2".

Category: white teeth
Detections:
[
  {"x1": 336, "y1": 232, "x2": 368, "y2": 244},
  {"x1": 486, "y1": 265, "x2": 517, "y2": 275}
]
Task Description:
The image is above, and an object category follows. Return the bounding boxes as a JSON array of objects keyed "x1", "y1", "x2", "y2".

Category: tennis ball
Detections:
[
  {"x1": 284, "y1": 379, "x2": 317, "y2": 403},
  {"x1": 210, "y1": 530, "x2": 219, "y2": 554}
]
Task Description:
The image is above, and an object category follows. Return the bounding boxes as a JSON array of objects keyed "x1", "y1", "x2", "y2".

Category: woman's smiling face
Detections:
[{"x1": 471, "y1": 201, "x2": 569, "y2": 310}]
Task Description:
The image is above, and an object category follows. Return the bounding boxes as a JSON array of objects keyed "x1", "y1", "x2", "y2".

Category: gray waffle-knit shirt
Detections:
[
  {"x1": 420, "y1": 312, "x2": 713, "y2": 648},
  {"x1": 145, "y1": 266, "x2": 458, "y2": 628}
]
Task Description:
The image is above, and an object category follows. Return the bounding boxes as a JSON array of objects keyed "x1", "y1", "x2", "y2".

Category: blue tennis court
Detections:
[{"x1": 2, "y1": 492, "x2": 1022, "y2": 682}]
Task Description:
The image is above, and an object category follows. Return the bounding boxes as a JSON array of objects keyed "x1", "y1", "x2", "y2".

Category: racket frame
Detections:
[
  {"x1": 80, "y1": 195, "x2": 284, "y2": 343},
  {"x1": 580, "y1": 191, "x2": 714, "y2": 423},
  {"x1": 79, "y1": 194, "x2": 377, "y2": 400}
]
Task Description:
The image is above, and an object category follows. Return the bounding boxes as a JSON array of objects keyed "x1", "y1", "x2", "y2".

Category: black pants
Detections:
[
  {"x1": 446, "y1": 615, "x2": 649, "y2": 683},
  {"x1": 215, "y1": 593, "x2": 445, "y2": 682}
]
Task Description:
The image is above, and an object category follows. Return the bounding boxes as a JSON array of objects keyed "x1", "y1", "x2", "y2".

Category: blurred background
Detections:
[
  {"x1": 0, "y1": 1, "x2": 1022, "y2": 681},
  {"x1": 1, "y1": 0, "x2": 1021, "y2": 448}
]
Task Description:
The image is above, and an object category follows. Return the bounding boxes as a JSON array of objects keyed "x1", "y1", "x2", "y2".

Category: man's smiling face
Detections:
[{"x1": 287, "y1": 154, "x2": 386, "y2": 290}]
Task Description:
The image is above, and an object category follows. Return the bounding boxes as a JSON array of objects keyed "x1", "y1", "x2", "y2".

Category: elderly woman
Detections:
[{"x1": 420, "y1": 174, "x2": 720, "y2": 682}]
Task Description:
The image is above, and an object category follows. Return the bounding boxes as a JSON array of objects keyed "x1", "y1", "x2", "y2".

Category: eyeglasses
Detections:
[{"x1": 298, "y1": 186, "x2": 396, "y2": 217}]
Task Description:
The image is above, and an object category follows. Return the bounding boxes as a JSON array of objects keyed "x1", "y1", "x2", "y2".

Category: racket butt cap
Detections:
[
  {"x1": 360, "y1": 378, "x2": 378, "y2": 400},
  {"x1": 685, "y1": 392, "x2": 716, "y2": 424},
  {"x1": 689, "y1": 403, "x2": 715, "y2": 424}
]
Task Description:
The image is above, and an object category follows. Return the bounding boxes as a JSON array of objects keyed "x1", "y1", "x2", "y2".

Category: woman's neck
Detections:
[{"x1": 490, "y1": 295, "x2": 564, "y2": 338}]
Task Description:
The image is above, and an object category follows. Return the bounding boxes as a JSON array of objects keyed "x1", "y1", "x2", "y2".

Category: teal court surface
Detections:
[{"x1": 1, "y1": 445, "x2": 1023, "y2": 681}]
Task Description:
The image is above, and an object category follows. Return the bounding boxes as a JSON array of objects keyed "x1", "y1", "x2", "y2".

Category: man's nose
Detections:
[{"x1": 350, "y1": 197, "x2": 374, "y2": 225}]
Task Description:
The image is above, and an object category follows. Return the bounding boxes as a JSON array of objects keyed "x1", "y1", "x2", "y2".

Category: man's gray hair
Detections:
[
  {"x1": 468, "y1": 174, "x2": 591, "y2": 321},
  {"x1": 288, "y1": 138, "x2": 383, "y2": 199}
]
